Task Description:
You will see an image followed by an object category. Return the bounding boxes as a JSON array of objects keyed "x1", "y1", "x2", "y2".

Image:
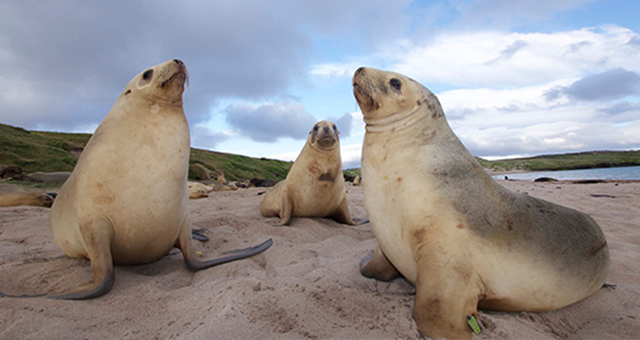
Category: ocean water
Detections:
[{"x1": 492, "y1": 165, "x2": 640, "y2": 181}]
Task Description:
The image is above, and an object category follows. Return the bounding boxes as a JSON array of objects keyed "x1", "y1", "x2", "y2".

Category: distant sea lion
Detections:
[
  {"x1": 352, "y1": 175, "x2": 361, "y2": 186},
  {"x1": 251, "y1": 178, "x2": 275, "y2": 187},
  {"x1": 0, "y1": 193, "x2": 55, "y2": 208},
  {"x1": 259, "y1": 120, "x2": 354, "y2": 226},
  {"x1": 188, "y1": 181, "x2": 214, "y2": 195},
  {"x1": 0, "y1": 183, "x2": 55, "y2": 208},
  {"x1": 26, "y1": 172, "x2": 72, "y2": 184},
  {"x1": 189, "y1": 163, "x2": 214, "y2": 180},
  {"x1": 0, "y1": 60, "x2": 272, "y2": 300},
  {"x1": 353, "y1": 67, "x2": 609, "y2": 339},
  {"x1": 188, "y1": 187, "x2": 209, "y2": 199},
  {"x1": 0, "y1": 166, "x2": 24, "y2": 180}
]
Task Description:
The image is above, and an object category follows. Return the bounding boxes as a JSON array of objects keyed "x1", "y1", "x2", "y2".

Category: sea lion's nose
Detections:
[
  {"x1": 173, "y1": 59, "x2": 183, "y2": 66},
  {"x1": 324, "y1": 126, "x2": 330, "y2": 133}
]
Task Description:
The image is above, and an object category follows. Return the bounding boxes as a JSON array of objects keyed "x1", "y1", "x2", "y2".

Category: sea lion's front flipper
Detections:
[
  {"x1": 279, "y1": 190, "x2": 293, "y2": 226},
  {"x1": 177, "y1": 215, "x2": 273, "y2": 271},
  {"x1": 50, "y1": 219, "x2": 115, "y2": 300},
  {"x1": 329, "y1": 198, "x2": 356, "y2": 225},
  {"x1": 359, "y1": 246, "x2": 401, "y2": 281},
  {"x1": 412, "y1": 253, "x2": 479, "y2": 340}
]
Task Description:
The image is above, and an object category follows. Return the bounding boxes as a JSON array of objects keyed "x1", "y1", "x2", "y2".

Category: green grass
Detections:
[
  {"x1": 0, "y1": 124, "x2": 89, "y2": 173},
  {"x1": 189, "y1": 148, "x2": 292, "y2": 182}
]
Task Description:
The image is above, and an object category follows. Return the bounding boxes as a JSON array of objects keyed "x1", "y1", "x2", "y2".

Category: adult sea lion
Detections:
[
  {"x1": 353, "y1": 67, "x2": 609, "y2": 339},
  {"x1": 259, "y1": 120, "x2": 354, "y2": 226},
  {"x1": 0, "y1": 60, "x2": 272, "y2": 300}
]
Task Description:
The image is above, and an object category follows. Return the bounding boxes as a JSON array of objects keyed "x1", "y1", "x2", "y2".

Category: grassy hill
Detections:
[
  {"x1": 1, "y1": 123, "x2": 638, "y2": 181},
  {"x1": 477, "y1": 150, "x2": 640, "y2": 173},
  {"x1": 0, "y1": 123, "x2": 291, "y2": 182}
]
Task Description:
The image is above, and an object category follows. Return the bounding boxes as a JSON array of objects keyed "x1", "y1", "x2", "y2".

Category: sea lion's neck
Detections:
[{"x1": 364, "y1": 105, "x2": 422, "y2": 133}]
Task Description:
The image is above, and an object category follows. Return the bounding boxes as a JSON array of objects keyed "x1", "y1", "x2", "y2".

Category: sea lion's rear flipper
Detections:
[
  {"x1": 359, "y1": 246, "x2": 401, "y2": 281},
  {"x1": 177, "y1": 215, "x2": 273, "y2": 271},
  {"x1": 50, "y1": 220, "x2": 115, "y2": 300}
]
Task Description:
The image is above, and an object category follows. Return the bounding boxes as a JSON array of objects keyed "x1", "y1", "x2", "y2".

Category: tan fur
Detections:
[
  {"x1": 188, "y1": 187, "x2": 209, "y2": 199},
  {"x1": 189, "y1": 163, "x2": 213, "y2": 180},
  {"x1": 0, "y1": 193, "x2": 54, "y2": 207},
  {"x1": 352, "y1": 175, "x2": 361, "y2": 186},
  {"x1": 217, "y1": 172, "x2": 227, "y2": 184},
  {"x1": 259, "y1": 120, "x2": 354, "y2": 226},
  {"x1": 40, "y1": 60, "x2": 271, "y2": 300},
  {"x1": 353, "y1": 67, "x2": 609, "y2": 339},
  {"x1": 188, "y1": 181, "x2": 214, "y2": 192}
]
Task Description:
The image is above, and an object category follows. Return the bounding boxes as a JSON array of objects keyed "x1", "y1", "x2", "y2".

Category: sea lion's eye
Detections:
[
  {"x1": 142, "y1": 69, "x2": 153, "y2": 80},
  {"x1": 332, "y1": 124, "x2": 337, "y2": 131},
  {"x1": 314, "y1": 125, "x2": 319, "y2": 132},
  {"x1": 390, "y1": 78, "x2": 402, "y2": 91}
]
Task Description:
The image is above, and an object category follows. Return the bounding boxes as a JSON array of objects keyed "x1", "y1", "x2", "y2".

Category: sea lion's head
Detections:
[
  {"x1": 353, "y1": 67, "x2": 444, "y2": 130},
  {"x1": 309, "y1": 120, "x2": 340, "y2": 151},
  {"x1": 121, "y1": 59, "x2": 188, "y2": 106}
]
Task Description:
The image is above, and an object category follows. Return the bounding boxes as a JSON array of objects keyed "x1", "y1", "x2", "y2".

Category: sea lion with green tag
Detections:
[
  {"x1": 0, "y1": 60, "x2": 272, "y2": 300},
  {"x1": 259, "y1": 120, "x2": 354, "y2": 226},
  {"x1": 353, "y1": 67, "x2": 609, "y2": 339}
]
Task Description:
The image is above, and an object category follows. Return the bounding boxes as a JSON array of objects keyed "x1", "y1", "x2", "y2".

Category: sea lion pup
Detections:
[
  {"x1": 0, "y1": 60, "x2": 272, "y2": 300},
  {"x1": 353, "y1": 67, "x2": 609, "y2": 339},
  {"x1": 259, "y1": 120, "x2": 355, "y2": 226}
]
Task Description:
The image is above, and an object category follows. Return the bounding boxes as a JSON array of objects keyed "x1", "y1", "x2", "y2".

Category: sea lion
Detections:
[
  {"x1": 0, "y1": 183, "x2": 55, "y2": 208},
  {"x1": 0, "y1": 193, "x2": 55, "y2": 208},
  {"x1": 259, "y1": 120, "x2": 354, "y2": 226},
  {"x1": 188, "y1": 181, "x2": 215, "y2": 195},
  {"x1": 188, "y1": 187, "x2": 209, "y2": 199},
  {"x1": 26, "y1": 172, "x2": 72, "y2": 184},
  {"x1": 352, "y1": 175, "x2": 361, "y2": 186},
  {"x1": 251, "y1": 178, "x2": 275, "y2": 187},
  {"x1": 353, "y1": 67, "x2": 609, "y2": 339},
  {"x1": 189, "y1": 163, "x2": 214, "y2": 180},
  {"x1": 0, "y1": 60, "x2": 272, "y2": 300}
]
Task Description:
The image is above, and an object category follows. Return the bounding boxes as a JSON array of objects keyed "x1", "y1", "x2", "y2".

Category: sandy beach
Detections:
[{"x1": 0, "y1": 180, "x2": 639, "y2": 339}]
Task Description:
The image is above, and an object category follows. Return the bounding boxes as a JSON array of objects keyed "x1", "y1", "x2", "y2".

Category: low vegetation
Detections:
[
  {"x1": 1, "y1": 123, "x2": 638, "y2": 183},
  {"x1": 476, "y1": 150, "x2": 640, "y2": 173}
]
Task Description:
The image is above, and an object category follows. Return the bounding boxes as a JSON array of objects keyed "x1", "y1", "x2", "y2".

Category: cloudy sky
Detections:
[{"x1": 1, "y1": 1, "x2": 639, "y2": 168}]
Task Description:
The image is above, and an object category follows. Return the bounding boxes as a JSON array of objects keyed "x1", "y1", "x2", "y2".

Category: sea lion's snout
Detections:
[{"x1": 353, "y1": 67, "x2": 384, "y2": 114}]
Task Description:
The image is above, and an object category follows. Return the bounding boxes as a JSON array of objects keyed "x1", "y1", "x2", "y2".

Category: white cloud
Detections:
[{"x1": 390, "y1": 25, "x2": 639, "y2": 88}]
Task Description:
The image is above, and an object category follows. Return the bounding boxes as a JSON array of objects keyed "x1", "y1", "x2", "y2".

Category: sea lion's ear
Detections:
[{"x1": 311, "y1": 124, "x2": 319, "y2": 144}]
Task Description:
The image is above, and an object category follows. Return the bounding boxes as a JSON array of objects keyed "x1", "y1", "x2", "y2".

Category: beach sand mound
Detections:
[{"x1": 1, "y1": 182, "x2": 638, "y2": 339}]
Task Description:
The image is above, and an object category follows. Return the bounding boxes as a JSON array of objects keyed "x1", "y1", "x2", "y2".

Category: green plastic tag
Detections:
[{"x1": 467, "y1": 315, "x2": 482, "y2": 334}]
